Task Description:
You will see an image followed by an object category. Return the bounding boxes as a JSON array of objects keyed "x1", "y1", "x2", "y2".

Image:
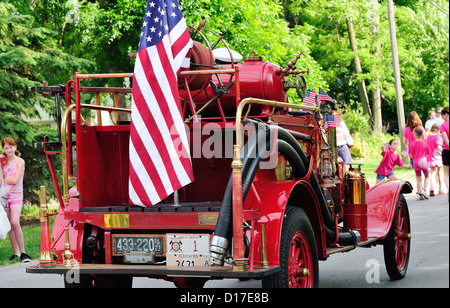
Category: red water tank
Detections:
[{"x1": 179, "y1": 52, "x2": 288, "y2": 118}]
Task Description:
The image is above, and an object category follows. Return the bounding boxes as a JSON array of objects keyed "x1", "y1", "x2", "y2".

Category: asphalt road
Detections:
[{"x1": 0, "y1": 190, "x2": 448, "y2": 288}]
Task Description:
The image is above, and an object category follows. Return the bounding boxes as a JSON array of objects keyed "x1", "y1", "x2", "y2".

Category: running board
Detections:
[
  {"x1": 326, "y1": 237, "x2": 380, "y2": 256},
  {"x1": 27, "y1": 264, "x2": 279, "y2": 279}
]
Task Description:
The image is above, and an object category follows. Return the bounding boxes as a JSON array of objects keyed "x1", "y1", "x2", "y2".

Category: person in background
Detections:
[
  {"x1": 1, "y1": 137, "x2": 30, "y2": 262},
  {"x1": 439, "y1": 107, "x2": 449, "y2": 200},
  {"x1": 426, "y1": 124, "x2": 443, "y2": 196},
  {"x1": 331, "y1": 111, "x2": 352, "y2": 172},
  {"x1": 434, "y1": 107, "x2": 444, "y2": 126},
  {"x1": 375, "y1": 139, "x2": 412, "y2": 184},
  {"x1": 425, "y1": 111, "x2": 438, "y2": 133},
  {"x1": 409, "y1": 127, "x2": 430, "y2": 201},
  {"x1": 403, "y1": 111, "x2": 426, "y2": 168}
]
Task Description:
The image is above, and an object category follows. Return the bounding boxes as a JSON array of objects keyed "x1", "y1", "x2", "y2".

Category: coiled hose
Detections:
[{"x1": 210, "y1": 123, "x2": 359, "y2": 266}]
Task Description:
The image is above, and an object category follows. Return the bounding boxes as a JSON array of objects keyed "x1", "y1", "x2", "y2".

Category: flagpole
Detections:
[{"x1": 387, "y1": 0, "x2": 407, "y2": 161}]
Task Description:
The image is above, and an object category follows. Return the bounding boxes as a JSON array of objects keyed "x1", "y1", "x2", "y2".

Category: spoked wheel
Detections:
[
  {"x1": 263, "y1": 206, "x2": 318, "y2": 288},
  {"x1": 382, "y1": 194, "x2": 411, "y2": 280}
]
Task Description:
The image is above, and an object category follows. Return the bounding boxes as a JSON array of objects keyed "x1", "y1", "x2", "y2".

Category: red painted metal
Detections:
[
  {"x1": 366, "y1": 180, "x2": 412, "y2": 239},
  {"x1": 288, "y1": 231, "x2": 314, "y2": 288},
  {"x1": 232, "y1": 170, "x2": 245, "y2": 263},
  {"x1": 179, "y1": 60, "x2": 286, "y2": 118},
  {"x1": 39, "y1": 214, "x2": 55, "y2": 268},
  {"x1": 343, "y1": 203, "x2": 368, "y2": 241},
  {"x1": 392, "y1": 199, "x2": 410, "y2": 271}
]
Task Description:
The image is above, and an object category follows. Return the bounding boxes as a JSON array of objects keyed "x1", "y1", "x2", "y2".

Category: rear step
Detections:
[{"x1": 27, "y1": 264, "x2": 279, "y2": 279}]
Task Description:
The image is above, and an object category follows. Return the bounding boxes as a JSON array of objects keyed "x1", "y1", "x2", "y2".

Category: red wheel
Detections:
[
  {"x1": 263, "y1": 206, "x2": 318, "y2": 288},
  {"x1": 288, "y1": 231, "x2": 314, "y2": 288},
  {"x1": 383, "y1": 195, "x2": 411, "y2": 280}
]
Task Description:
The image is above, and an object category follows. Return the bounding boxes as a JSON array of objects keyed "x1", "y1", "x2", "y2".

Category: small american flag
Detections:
[
  {"x1": 324, "y1": 114, "x2": 341, "y2": 131},
  {"x1": 319, "y1": 88, "x2": 333, "y2": 102},
  {"x1": 303, "y1": 90, "x2": 317, "y2": 106},
  {"x1": 129, "y1": 0, "x2": 194, "y2": 207}
]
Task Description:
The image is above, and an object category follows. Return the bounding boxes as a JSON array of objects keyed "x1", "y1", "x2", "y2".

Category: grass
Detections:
[{"x1": 355, "y1": 158, "x2": 414, "y2": 186}]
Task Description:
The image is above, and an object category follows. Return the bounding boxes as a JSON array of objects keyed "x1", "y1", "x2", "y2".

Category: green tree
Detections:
[
  {"x1": 0, "y1": 2, "x2": 92, "y2": 203},
  {"x1": 281, "y1": 0, "x2": 448, "y2": 129}
]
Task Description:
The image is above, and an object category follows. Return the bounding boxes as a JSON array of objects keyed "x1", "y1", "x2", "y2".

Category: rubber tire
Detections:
[
  {"x1": 382, "y1": 194, "x2": 411, "y2": 280},
  {"x1": 262, "y1": 206, "x2": 319, "y2": 288}
]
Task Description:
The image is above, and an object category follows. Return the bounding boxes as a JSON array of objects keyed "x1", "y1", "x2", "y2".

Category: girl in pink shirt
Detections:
[
  {"x1": 427, "y1": 124, "x2": 443, "y2": 196},
  {"x1": 1, "y1": 137, "x2": 30, "y2": 262},
  {"x1": 375, "y1": 139, "x2": 411, "y2": 183},
  {"x1": 409, "y1": 127, "x2": 430, "y2": 200},
  {"x1": 403, "y1": 111, "x2": 426, "y2": 167}
]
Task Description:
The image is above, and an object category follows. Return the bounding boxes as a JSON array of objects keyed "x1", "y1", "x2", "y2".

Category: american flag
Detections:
[
  {"x1": 323, "y1": 114, "x2": 341, "y2": 131},
  {"x1": 319, "y1": 88, "x2": 333, "y2": 102},
  {"x1": 129, "y1": 0, "x2": 194, "y2": 207},
  {"x1": 303, "y1": 90, "x2": 317, "y2": 106}
]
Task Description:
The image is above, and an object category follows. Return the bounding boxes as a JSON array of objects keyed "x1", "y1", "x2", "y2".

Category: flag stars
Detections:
[{"x1": 149, "y1": 1, "x2": 156, "y2": 8}]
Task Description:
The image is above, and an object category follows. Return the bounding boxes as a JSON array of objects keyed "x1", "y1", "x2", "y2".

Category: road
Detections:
[{"x1": 0, "y1": 191, "x2": 448, "y2": 288}]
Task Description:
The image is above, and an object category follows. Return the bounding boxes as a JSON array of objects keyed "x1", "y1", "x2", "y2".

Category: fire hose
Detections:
[{"x1": 210, "y1": 123, "x2": 360, "y2": 266}]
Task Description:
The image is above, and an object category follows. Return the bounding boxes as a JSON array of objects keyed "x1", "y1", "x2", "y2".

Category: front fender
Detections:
[{"x1": 366, "y1": 180, "x2": 413, "y2": 239}]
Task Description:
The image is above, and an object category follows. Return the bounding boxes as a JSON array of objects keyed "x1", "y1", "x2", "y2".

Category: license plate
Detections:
[
  {"x1": 166, "y1": 234, "x2": 210, "y2": 267},
  {"x1": 167, "y1": 253, "x2": 211, "y2": 267},
  {"x1": 123, "y1": 251, "x2": 155, "y2": 264},
  {"x1": 112, "y1": 235, "x2": 164, "y2": 256}
]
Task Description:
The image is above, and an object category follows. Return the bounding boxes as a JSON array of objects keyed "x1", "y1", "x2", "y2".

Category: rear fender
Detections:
[
  {"x1": 247, "y1": 179, "x2": 327, "y2": 266},
  {"x1": 366, "y1": 180, "x2": 413, "y2": 239}
]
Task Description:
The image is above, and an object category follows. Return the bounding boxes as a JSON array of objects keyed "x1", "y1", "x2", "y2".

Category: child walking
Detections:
[
  {"x1": 375, "y1": 139, "x2": 412, "y2": 183},
  {"x1": 1, "y1": 137, "x2": 30, "y2": 262},
  {"x1": 427, "y1": 124, "x2": 443, "y2": 196},
  {"x1": 409, "y1": 127, "x2": 430, "y2": 200}
]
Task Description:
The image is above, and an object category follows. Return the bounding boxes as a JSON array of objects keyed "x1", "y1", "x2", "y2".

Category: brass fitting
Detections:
[
  {"x1": 260, "y1": 224, "x2": 269, "y2": 268},
  {"x1": 62, "y1": 228, "x2": 74, "y2": 267}
]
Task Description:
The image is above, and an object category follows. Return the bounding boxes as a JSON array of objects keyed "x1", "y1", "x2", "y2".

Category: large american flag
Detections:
[{"x1": 129, "y1": 0, "x2": 194, "y2": 207}]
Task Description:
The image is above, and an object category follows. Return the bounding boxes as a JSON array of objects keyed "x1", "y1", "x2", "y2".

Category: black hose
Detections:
[
  {"x1": 213, "y1": 126, "x2": 269, "y2": 242},
  {"x1": 275, "y1": 127, "x2": 359, "y2": 246},
  {"x1": 214, "y1": 123, "x2": 359, "y2": 256},
  {"x1": 276, "y1": 127, "x2": 336, "y2": 230}
]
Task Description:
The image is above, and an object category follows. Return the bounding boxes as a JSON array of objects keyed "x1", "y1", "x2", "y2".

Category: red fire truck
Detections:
[{"x1": 27, "y1": 25, "x2": 412, "y2": 288}]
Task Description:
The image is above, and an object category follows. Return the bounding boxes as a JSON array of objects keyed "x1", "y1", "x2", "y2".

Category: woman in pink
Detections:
[
  {"x1": 403, "y1": 111, "x2": 426, "y2": 167},
  {"x1": 409, "y1": 127, "x2": 430, "y2": 200},
  {"x1": 427, "y1": 124, "x2": 443, "y2": 196},
  {"x1": 1, "y1": 137, "x2": 30, "y2": 262},
  {"x1": 375, "y1": 139, "x2": 411, "y2": 183}
]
